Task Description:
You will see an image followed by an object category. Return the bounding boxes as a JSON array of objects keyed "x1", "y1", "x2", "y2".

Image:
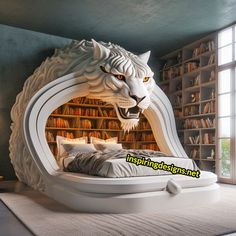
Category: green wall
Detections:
[{"x1": 0, "y1": 24, "x2": 71, "y2": 180}]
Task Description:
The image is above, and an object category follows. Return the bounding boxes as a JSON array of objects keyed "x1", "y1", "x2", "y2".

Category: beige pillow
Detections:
[
  {"x1": 94, "y1": 143, "x2": 123, "y2": 151},
  {"x1": 90, "y1": 137, "x2": 118, "y2": 144},
  {"x1": 56, "y1": 136, "x2": 87, "y2": 158}
]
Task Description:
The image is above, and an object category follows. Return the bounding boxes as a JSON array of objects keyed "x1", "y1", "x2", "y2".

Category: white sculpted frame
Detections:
[{"x1": 10, "y1": 40, "x2": 219, "y2": 213}]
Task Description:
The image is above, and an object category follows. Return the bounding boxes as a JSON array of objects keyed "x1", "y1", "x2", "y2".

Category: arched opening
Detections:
[{"x1": 45, "y1": 96, "x2": 160, "y2": 164}]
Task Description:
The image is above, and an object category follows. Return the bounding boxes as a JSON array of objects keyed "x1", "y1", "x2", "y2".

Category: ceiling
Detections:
[{"x1": 0, "y1": 0, "x2": 236, "y2": 57}]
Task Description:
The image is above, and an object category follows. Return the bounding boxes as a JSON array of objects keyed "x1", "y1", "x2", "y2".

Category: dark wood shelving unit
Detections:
[{"x1": 158, "y1": 33, "x2": 217, "y2": 173}]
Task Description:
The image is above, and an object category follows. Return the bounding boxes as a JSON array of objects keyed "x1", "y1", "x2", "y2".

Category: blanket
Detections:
[{"x1": 64, "y1": 149, "x2": 194, "y2": 177}]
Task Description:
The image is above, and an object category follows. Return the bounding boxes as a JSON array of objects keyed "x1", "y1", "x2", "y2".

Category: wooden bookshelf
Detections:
[
  {"x1": 45, "y1": 97, "x2": 159, "y2": 158},
  {"x1": 158, "y1": 33, "x2": 217, "y2": 173}
]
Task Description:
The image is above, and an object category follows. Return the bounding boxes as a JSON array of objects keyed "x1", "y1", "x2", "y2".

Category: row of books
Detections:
[
  {"x1": 123, "y1": 133, "x2": 137, "y2": 141},
  {"x1": 46, "y1": 117, "x2": 155, "y2": 132},
  {"x1": 140, "y1": 133, "x2": 155, "y2": 141},
  {"x1": 174, "y1": 109, "x2": 183, "y2": 118},
  {"x1": 46, "y1": 117, "x2": 70, "y2": 128},
  {"x1": 202, "y1": 101, "x2": 215, "y2": 114},
  {"x1": 81, "y1": 131, "x2": 102, "y2": 139},
  {"x1": 65, "y1": 106, "x2": 100, "y2": 117},
  {"x1": 189, "y1": 148, "x2": 199, "y2": 159},
  {"x1": 70, "y1": 97, "x2": 106, "y2": 105},
  {"x1": 188, "y1": 135, "x2": 200, "y2": 144},
  {"x1": 184, "y1": 118, "x2": 215, "y2": 129},
  {"x1": 184, "y1": 105, "x2": 200, "y2": 116},
  {"x1": 122, "y1": 133, "x2": 156, "y2": 142},
  {"x1": 203, "y1": 133, "x2": 215, "y2": 144},
  {"x1": 137, "y1": 121, "x2": 151, "y2": 130},
  {"x1": 45, "y1": 131, "x2": 75, "y2": 142},
  {"x1": 162, "y1": 65, "x2": 182, "y2": 81},
  {"x1": 192, "y1": 40, "x2": 215, "y2": 57},
  {"x1": 140, "y1": 144, "x2": 159, "y2": 151},
  {"x1": 101, "y1": 109, "x2": 117, "y2": 117},
  {"x1": 53, "y1": 105, "x2": 117, "y2": 117},
  {"x1": 103, "y1": 120, "x2": 120, "y2": 130},
  {"x1": 184, "y1": 60, "x2": 200, "y2": 73},
  {"x1": 183, "y1": 55, "x2": 214, "y2": 74},
  {"x1": 81, "y1": 119, "x2": 93, "y2": 129}
]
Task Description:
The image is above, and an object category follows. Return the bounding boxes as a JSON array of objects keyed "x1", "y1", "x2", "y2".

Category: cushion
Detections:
[
  {"x1": 56, "y1": 136, "x2": 87, "y2": 158},
  {"x1": 62, "y1": 143, "x2": 96, "y2": 156},
  {"x1": 94, "y1": 143, "x2": 123, "y2": 151},
  {"x1": 90, "y1": 137, "x2": 118, "y2": 144}
]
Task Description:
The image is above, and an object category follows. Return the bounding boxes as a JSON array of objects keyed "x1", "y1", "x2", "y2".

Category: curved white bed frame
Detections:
[{"x1": 10, "y1": 40, "x2": 220, "y2": 213}]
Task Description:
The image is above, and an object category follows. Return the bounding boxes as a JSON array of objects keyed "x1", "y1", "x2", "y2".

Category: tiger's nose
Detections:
[{"x1": 129, "y1": 93, "x2": 146, "y2": 104}]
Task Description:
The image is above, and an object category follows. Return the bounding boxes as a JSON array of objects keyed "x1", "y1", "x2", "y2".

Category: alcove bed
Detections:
[{"x1": 9, "y1": 39, "x2": 219, "y2": 213}]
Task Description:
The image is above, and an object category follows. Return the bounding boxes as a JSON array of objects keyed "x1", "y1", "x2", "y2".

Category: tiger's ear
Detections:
[
  {"x1": 138, "y1": 51, "x2": 151, "y2": 64},
  {"x1": 92, "y1": 39, "x2": 110, "y2": 60}
]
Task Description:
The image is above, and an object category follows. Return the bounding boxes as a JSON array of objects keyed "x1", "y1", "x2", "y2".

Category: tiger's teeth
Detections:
[
  {"x1": 125, "y1": 108, "x2": 128, "y2": 114},
  {"x1": 127, "y1": 112, "x2": 130, "y2": 117}
]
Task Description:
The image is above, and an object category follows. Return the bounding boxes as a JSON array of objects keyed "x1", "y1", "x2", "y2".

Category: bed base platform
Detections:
[
  {"x1": 43, "y1": 171, "x2": 220, "y2": 213},
  {"x1": 47, "y1": 182, "x2": 220, "y2": 213}
]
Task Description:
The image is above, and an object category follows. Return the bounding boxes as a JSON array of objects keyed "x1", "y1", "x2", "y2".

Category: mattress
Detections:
[{"x1": 63, "y1": 155, "x2": 197, "y2": 178}]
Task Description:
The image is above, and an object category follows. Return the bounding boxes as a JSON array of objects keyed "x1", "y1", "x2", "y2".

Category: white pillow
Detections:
[
  {"x1": 90, "y1": 137, "x2": 118, "y2": 144},
  {"x1": 56, "y1": 136, "x2": 87, "y2": 158},
  {"x1": 62, "y1": 143, "x2": 96, "y2": 155},
  {"x1": 94, "y1": 143, "x2": 123, "y2": 151}
]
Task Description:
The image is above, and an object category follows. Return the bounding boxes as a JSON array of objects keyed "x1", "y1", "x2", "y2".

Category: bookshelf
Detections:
[
  {"x1": 45, "y1": 97, "x2": 159, "y2": 160},
  {"x1": 158, "y1": 33, "x2": 217, "y2": 172}
]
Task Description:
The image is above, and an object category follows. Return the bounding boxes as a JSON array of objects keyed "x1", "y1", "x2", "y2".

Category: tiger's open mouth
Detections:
[{"x1": 117, "y1": 105, "x2": 141, "y2": 119}]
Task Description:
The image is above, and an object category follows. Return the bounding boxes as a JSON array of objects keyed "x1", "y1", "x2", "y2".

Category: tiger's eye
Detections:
[
  {"x1": 114, "y1": 74, "x2": 125, "y2": 81},
  {"x1": 143, "y1": 77, "x2": 150, "y2": 82}
]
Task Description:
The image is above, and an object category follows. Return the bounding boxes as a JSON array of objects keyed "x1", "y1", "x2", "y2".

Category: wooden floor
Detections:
[{"x1": 0, "y1": 181, "x2": 34, "y2": 236}]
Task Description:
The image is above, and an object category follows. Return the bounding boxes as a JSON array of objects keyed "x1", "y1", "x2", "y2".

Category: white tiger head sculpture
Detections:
[{"x1": 86, "y1": 39, "x2": 155, "y2": 131}]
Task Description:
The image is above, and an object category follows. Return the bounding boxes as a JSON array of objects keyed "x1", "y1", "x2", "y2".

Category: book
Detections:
[
  {"x1": 190, "y1": 148, "x2": 199, "y2": 159},
  {"x1": 188, "y1": 135, "x2": 200, "y2": 144}
]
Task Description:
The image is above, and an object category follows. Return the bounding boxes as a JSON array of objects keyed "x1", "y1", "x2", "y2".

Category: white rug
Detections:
[{"x1": 1, "y1": 184, "x2": 236, "y2": 236}]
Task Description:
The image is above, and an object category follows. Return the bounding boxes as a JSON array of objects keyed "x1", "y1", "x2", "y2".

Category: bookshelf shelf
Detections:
[
  {"x1": 185, "y1": 144, "x2": 200, "y2": 146},
  {"x1": 201, "y1": 159, "x2": 215, "y2": 162},
  {"x1": 46, "y1": 127, "x2": 122, "y2": 131},
  {"x1": 67, "y1": 103, "x2": 113, "y2": 108},
  {"x1": 183, "y1": 102, "x2": 201, "y2": 107},
  {"x1": 50, "y1": 114, "x2": 119, "y2": 120},
  {"x1": 160, "y1": 62, "x2": 182, "y2": 71},
  {"x1": 183, "y1": 113, "x2": 215, "y2": 119},
  {"x1": 184, "y1": 85, "x2": 200, "y2": 91},
  {"x1": 158, "y1": 33, "x2": 217, "y2": 173}
]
